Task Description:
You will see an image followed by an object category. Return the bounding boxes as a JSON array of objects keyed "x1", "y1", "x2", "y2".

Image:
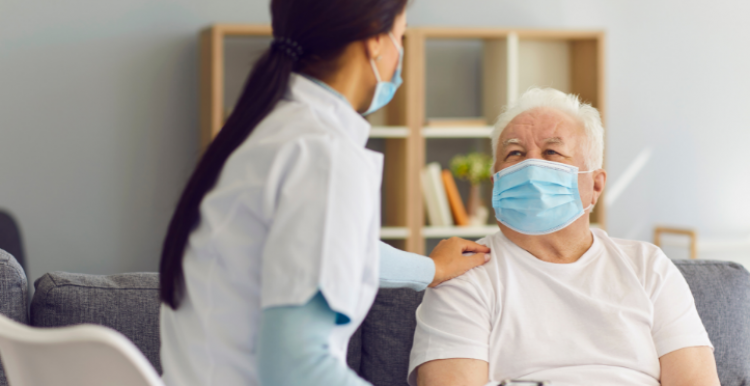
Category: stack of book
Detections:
[{"x1": 421, "y1": 162, "x2": 469, "y2": 227}]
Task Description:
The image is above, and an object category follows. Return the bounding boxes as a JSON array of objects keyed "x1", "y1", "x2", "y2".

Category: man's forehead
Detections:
[{"x1": 499, "y1": 109, "x2": 583, "y2": 145}]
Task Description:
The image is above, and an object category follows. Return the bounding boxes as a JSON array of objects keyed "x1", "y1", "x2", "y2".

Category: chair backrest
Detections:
[
  {"x1": 0, "y1": 249, "x2": 28, "y2": 386},
  {"x1": 0, "y1": 314, "x2": 163, "y2": 386},
  {"x1": 0, "y1": 211, "x2": 25, "y2": 272}
]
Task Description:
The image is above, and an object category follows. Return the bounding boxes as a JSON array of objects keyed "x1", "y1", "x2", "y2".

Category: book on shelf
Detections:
[
  {"x1": 441, "y1": 170, "x2": 469, "y2": 226},
  {"x1": 421, "y1": 162, "x2": 454, "y2": 227},
  {"x1": 420, "y1": 167, "x2": 441, "y2": 227}
]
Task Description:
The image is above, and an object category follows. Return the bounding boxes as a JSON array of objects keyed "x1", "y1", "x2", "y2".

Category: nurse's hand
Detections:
[{"x1": 428, "y1": 237, "x2": 491, "y2": 287}]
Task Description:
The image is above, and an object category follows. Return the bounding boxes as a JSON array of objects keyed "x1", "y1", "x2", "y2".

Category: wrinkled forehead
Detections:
[{"x1": 499, "y1": 107, "x2": 585, "y2": 146}]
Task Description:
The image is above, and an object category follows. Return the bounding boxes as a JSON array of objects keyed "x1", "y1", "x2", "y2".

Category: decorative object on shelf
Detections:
[{"x1": 450, "y1": 152, "x2": 493, "y2": 226}]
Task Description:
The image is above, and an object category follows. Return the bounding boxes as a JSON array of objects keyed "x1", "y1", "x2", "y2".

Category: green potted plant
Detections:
[{"x1": 450, "y1": 152, "x2": 493, "y2": 226}]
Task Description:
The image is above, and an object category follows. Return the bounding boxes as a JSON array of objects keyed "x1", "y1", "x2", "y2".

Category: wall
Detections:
[{"x1": 1, "y1": 0, "x2": 749, "y2": 285}]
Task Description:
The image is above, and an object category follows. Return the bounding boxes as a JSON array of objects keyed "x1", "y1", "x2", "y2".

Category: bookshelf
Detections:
[{"x1": 200, "y1": 25, "x2": 606, "y2": 255}]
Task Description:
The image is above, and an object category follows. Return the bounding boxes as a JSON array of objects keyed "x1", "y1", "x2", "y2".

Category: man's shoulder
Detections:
[
  {"x1": 442, "y1": 231, "x2": 507, "y2": 289},
  {"x1": 598, "y1": 229, "x2": 661, "y2": 253},
  {"x1": 430, "y1": 232, "x2": 502, "y2": 295},
  {"x1": 593, "y1": 228, "x2": 673, "y2": 275}
]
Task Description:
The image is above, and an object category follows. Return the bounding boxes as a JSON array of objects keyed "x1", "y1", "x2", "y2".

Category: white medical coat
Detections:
[{"x1": 160, "y1": 74, "x2": 382, "y2": 386}]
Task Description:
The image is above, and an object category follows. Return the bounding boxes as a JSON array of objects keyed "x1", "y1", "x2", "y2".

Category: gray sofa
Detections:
[{"x1": 2, "y1": 248, "x2": 750, "y2": 386}]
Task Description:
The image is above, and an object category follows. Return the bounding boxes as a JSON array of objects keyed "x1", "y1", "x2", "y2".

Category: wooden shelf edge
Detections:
[
  {"x1": 202, "y1": 24, "x2": 604, "y2": 40},
  {"x1": 209, "y1": 24, "x2": 272, "y2": 36},
  {"x1": 422, "y1": 126, "x2": 493, "y2": 138},
  {"x1": 370, "y1": 126, "x2": 409, "y2": 138},
  {"x1": 415, "y1": 27, "x2": 604, "y2": 40},
  {"x1": 422, "y1": 226, "x2": 498, "y2": 239},
  {"x1": 380, "y1": 227, "x2": 410, "y2": 239}
]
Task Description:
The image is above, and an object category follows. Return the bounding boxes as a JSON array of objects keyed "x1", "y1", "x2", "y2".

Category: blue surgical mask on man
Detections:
[
  {"x1": 363, "y1": 32, "x2": 403, "y2": 116},
  {"x1": 491, "y1": 159, "x2": 594, "y2": 235}
]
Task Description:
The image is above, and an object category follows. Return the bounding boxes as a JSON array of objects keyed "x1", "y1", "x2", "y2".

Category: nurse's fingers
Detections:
[
  {"x1": 428, "y1": 237, "x2": 491, "y2": 288},
  {"x1": 457, "y1": 239, "x2": 491, "y2": 254}
]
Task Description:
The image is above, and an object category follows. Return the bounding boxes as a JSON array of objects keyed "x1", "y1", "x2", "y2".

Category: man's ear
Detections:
[{"x1": 591, "y1": 169, "x2": 607, "y2": 206}]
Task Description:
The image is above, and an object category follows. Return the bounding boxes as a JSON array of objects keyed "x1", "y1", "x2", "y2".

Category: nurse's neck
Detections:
[{"x1": 301, "y1": 41, "x2": 376, "y2": 115}]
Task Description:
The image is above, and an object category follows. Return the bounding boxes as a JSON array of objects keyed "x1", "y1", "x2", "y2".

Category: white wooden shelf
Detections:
[
  {"x1": 370, "y1": 126, "x2": 409, "y2": 138},
  {"x1": 370, "y1": 126, "x2": 494, "y2": 138},
  {"x1": 202, "y1": 25, "x2": 605, "y2": 255},
  {"x1": 422, "y1": 225, "x2": 498, "y2": 239},
  {"x1": 422, "y1": 126, "x2": 493, "y2": 138},
  {"x1": 380, "y1": 227, "x2": 410, "y2": 239}
]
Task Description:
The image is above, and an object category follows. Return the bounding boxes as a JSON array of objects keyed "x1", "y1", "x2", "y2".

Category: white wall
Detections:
[{"x1": 2, "y1": 0, "x2": 749, "y2": 285}]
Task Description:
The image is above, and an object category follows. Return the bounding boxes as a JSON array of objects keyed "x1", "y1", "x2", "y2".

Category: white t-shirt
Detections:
[
  {"x1": 408, "y1": 228, "x2": 712, "y2": 386},
  {"x1": 160, "y1": 74, "x2": 381, "y2": 386}
]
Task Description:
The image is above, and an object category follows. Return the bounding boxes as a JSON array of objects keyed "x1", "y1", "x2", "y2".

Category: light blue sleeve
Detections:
[
  {"x1": 258, "y1": 291, "x2": 372, "y2": 386},
  {"x1": 379, "y1": 241, "x2": 435, "y2": 291}
]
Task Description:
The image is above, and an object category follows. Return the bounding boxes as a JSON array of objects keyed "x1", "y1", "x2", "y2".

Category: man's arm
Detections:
[
  {"x1": 407, "y1": 270, "x2": 493, "y2": 386},
  {"x1": 647, "y1": 253, "x2": 717, "y2": 385},
  {"x1": 659, "y1": 346, "x2": 719, "y2": 386},
  {"x1": 417, "y1": 358, "x2": 489, "y2": 386}
]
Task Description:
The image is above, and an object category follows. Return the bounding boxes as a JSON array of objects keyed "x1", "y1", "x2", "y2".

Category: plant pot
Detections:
[{"x1": 467, "y1": 184, "x2": 489, "y2": 226}]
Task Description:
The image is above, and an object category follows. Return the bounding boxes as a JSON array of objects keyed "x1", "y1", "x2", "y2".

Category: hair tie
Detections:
[{"x1": 271, "y1": 37, "x2": 304, "y2": 62}]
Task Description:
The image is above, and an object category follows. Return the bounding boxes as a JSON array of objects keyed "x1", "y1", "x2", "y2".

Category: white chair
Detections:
[{"x1": 0, "y1": 313, "x2": 164, "y2": 386}]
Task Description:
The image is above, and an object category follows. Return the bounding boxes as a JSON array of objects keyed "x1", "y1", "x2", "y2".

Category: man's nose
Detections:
[{"x1": 526, "y1": 149, "x2": 545, "y2": 160}]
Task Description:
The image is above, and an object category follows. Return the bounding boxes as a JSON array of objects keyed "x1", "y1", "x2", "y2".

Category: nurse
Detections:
[{"x1": 158, "y1": 0, "x2": 490, "y2": 385}]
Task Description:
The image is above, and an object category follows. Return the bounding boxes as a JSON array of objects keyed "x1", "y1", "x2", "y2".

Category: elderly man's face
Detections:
[
  {"x1": 493, "y1": 107, "x2": 605, "y2": 230},
  {"x1": 495, "y1": 107, "x2": 587, "y2": 172}
]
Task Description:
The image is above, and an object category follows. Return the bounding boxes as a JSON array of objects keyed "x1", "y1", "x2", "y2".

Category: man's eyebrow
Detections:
[
  {"x1": 544, "y1": 137, "x2": 564, "y2": 144},
  {"x1": 502, "y1": 138, "x2": 522, "y2": 146}
]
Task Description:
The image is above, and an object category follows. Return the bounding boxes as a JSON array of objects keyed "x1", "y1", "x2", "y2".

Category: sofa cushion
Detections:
[
  {"x1": 347, "y1": 324, "x2": 363, "y2": 374},
  {"x1": 30, "y1": 272, "x2": 161, "y2": 374},
  {"x1": 359, "y1": 288, "x2": 424, "y2": 386},
  {"x1": 0, "y1": 249, "x2": 28, "y2": 386},
  {"x1": 674, "y1": 260, "x2": 750, "y2": 386}
]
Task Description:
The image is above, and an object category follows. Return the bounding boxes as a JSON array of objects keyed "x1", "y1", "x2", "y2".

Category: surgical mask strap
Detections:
[
  {"x1": 369, "y1": 32, "x2": 400, "y2": 83},
  {"x1": 579, "y1": 169, "x2": 596, "y2": 212},
  {"x1": 369, "y1": 60, "x2": 382, "y2": 82}
]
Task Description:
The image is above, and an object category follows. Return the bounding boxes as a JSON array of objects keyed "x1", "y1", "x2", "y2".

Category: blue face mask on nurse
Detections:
[
  {"x1": 363, "y1": 32, "x2": 403, "y2": 115},
  {"x1": 490, "y1": 90, "x2": 607, "y2": 237}
]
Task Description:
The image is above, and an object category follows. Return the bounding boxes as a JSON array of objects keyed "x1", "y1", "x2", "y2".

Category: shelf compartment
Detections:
[
  {"x1": 380, "y1": 227, "x2": 410, "y2": 239},
  {"x1": 424, "y1": 39, "x2": 484, "y2": 121},
  {"x1": 423, "y1": 226, "x2": 497, "y2": 239}
]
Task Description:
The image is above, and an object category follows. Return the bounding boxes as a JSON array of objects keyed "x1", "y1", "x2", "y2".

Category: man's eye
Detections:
[
  {"x1": 506, "y1": 151, "x2": 522, "y2": 158},
  {"x1": 544, "y1": 149, "x2": 560, "y2": 156}
]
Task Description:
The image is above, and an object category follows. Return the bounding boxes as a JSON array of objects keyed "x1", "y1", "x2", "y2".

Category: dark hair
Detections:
[{"x1": 160, "y1": 0, "x2": 408, "y2": 309}]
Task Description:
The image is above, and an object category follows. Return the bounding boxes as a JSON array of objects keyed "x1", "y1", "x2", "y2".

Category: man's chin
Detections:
[{"x1": 497, "y1": 218, "x2": 591, "y2": 241}]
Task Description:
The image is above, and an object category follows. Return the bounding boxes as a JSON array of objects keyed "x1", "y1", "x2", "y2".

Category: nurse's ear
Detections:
[{"x1": 364, "y1": 33, "x2": 388, "y2": 62}]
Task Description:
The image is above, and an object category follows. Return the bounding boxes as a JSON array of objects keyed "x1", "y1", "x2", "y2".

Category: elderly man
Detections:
[{"x1": 408, "y1": 88, "x2": 719, "y2": 386}]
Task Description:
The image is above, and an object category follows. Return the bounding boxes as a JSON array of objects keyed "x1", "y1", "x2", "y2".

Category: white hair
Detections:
[{"x1": 490, "y1": 88, "x2": 604, "y2": 171}]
